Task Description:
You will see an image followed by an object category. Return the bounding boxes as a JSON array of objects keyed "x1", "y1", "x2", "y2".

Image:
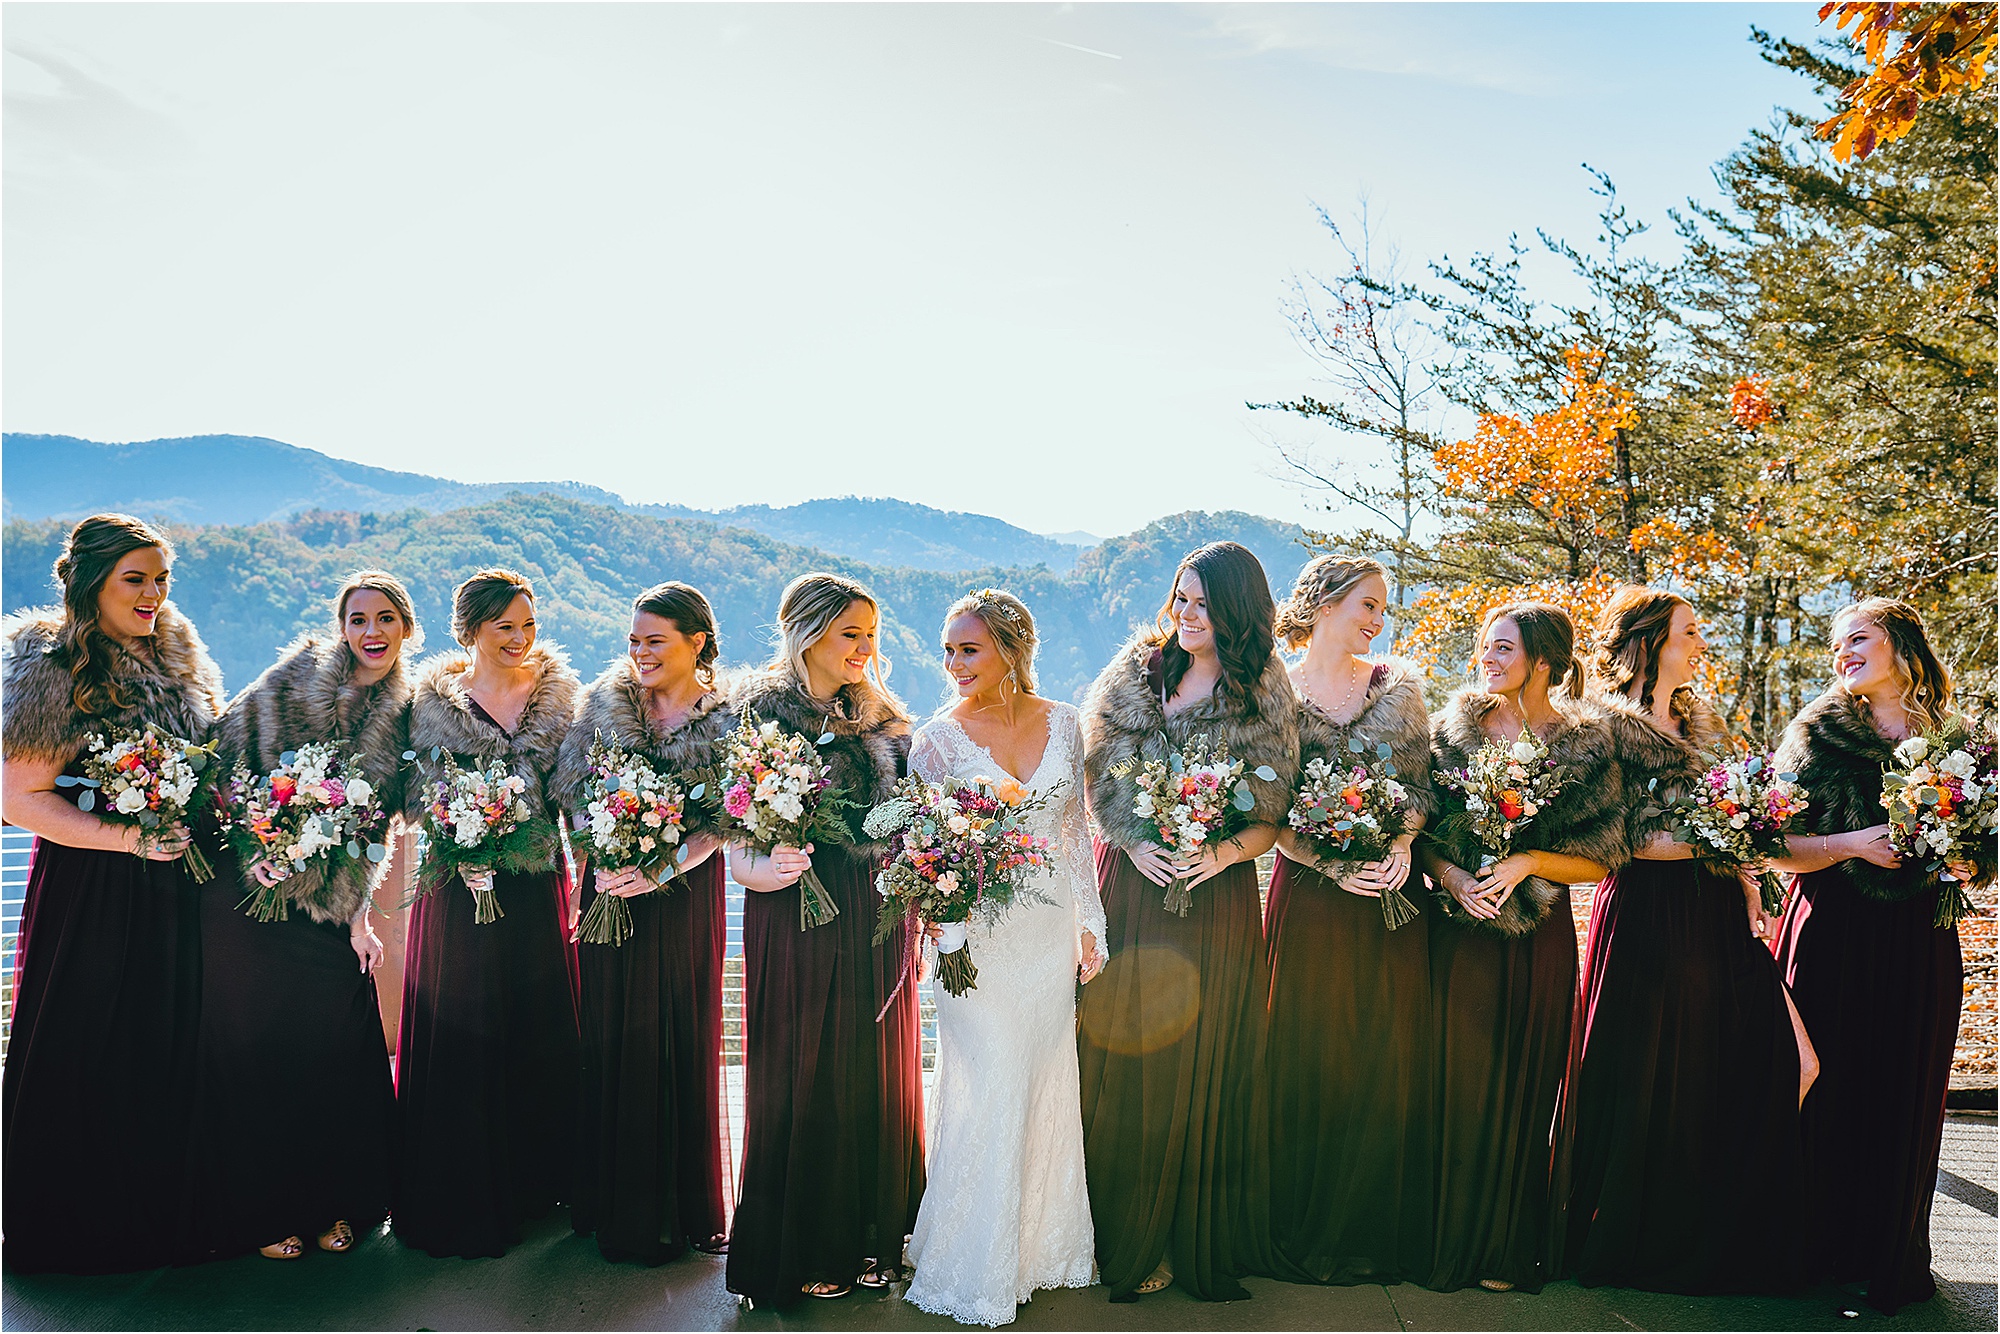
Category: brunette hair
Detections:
[
  {"x1": 335, "y1": 569, "x2": 424, "y2": 658},
  {"x1": 1482, "y1": 601, "x2": 1583, "y2": 699},
  {"x1": 770, "y1": 572, "x2": 895, "y2": 694},
  {"x1": 451, "y1": 568, "x2": 535, "y2": 646},
  {"x1": 1832, "y1": 597, "x2": 1954, "y2": 735},
  {"x1": 50, "y1": 513, "x2": 175, "y2": 716},
  {"x1": 1274, "y1": 555, "x2": 1387, "y2": 650},
  {"x1": 1590, "y1": 586, "x2": 1691, "y2": 711},
  {"x1": 941, "y1": 587, "x2": 1039, "y2": 695},
  {"x1": 1150, "y1": 542, "x2": 1279, "y2": 718},
  {"x1": 634, "y1": 580, "x2": 722, "y2": 687}
]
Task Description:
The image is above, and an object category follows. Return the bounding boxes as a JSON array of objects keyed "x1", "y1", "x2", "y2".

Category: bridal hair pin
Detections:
[{"x1": 971, "y1": 589, "x2": 1022, "y2": 622}]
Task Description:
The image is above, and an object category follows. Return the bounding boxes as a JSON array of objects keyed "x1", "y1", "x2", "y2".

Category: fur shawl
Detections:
[
  {"x1": 1297, "y1": 657, "x2": 1438, "y2": 824},
  {"x1": 1593, "y1": 685, "x2": 1730, "y2": 847},
  {"x1": 407, "y1": 643, "x2": 580, "y2": 829},
  {"x1": 552, "y1": 659, "x2": 736, "y2": 835},
  {"x1": 727, "y1": 666, "x2": 911, "y2": 855},
  {"x1": 1425, "y1": 687, "x2": 1627, "y2": 937},
  {"x1": 213, "y1": 634, "x2": 414, "y2": 925},
  {"x1": 2, "y1": 603, "x2": 226, "y2": 766},
  {"x1": 1775, "y1": 687, "x2": 1938, "y2": 902},
  {"x1": 1082, "y1": 631, "x2": 1301, "y2": 851}
]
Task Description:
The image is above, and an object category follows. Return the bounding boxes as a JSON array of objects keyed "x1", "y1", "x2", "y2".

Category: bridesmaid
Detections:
[
  {"x1": 1264, "y1": 556, "x2": 1437, "y2": 1286},
  {"x1": 394, "y1": 568, "x2": 582, "y2": 1259},
  {"x1": 725, "y1": 573, "x2": 922, "y2": 1310},
  {"x1": 1564, "y1": 586, "x2": 1813, "y2": 1293},
  {"x1": 186, "y1": 571, "x2": 416, "y2": 1262},
  {"x1": 554, "y1": 581, "x2": 732, "y2": 1264},
  {"x1": 1077, "y1": 540, "x2": 1299, "y2": 1302},
  {"x1": 1, "y1": 514, "x2": 226, "y2": 1273},
  {"x1": 1416, "y1": 602, "x2": 1623, "y2": 1294},
  {"x1": 1769, "y1": 598, "x2": 1980, "y2": 1314}
]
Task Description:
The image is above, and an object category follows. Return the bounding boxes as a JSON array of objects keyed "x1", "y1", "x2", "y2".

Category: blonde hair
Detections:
[
  {"x1": 771, "y1": 572, "x2": 894, "y2": 694},
  {"x1": 941, "y1": 587, "x2": 1038, "y2": 695},
  {"x1": 1274, "y1": 555, "x2": 1388, "y2": 650},
  {"x1": 335, "y1": 569, "x2": 424, "y2": 657},
  {"x1": 1831, "y1": 597, "x2": 1953, "y2": 735}
]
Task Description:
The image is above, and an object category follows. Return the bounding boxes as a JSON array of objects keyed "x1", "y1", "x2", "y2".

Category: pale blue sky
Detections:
[{"x1": 3, "y1": 2, "x2": 1828, "y2": 537}]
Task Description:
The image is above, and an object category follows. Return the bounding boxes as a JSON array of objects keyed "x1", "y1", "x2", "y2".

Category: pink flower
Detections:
[
  {"x1": 322, "y1": 777, "x2": 347, "y2": 806},
  {"x1": 724, "y1": 782, "x2": 753, "y2": 819}
]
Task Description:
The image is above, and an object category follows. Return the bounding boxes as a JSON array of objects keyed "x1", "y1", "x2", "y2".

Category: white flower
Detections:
[
  {"x1": 1511, "y1": 741, "x2": 1539, "y2": 764},
  {"x1": 937, "y1": 870, "x2": 960, "y2": 894},
  {"x1": 638, "y1": 835, "x2": 656, "y2": 853},
  {"x1": 345, "y1": 778, "x2": 373, "y2": 807},
  {"x1": 1894, "y1": 736, "x2": 1930, "y2": 765},
  {"x1": 1938, "y1": 750, "x2": 1976, "y2": 780},
  {"x1": 115, "y1": 786, "x2": 148, "y2": 815},
  {"x1": 947, "y1": 814, "x2": 970, "y2": 836}
]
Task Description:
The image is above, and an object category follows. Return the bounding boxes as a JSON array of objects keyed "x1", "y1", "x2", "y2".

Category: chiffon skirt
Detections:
[
  {"x1": 183, "y1": 868, "x2": 395, "y2": 1261},
  {"x1": 725, "y1": 846, "x2": 925, "y2": 1309},
  {"x1": 392, "y1": 868, "x2": 581, "y2": 1259},
  {"x1": 1076, "y1": 845, "x2": 1276, "y2": 1302},
  {"x1": 1425, "y1": 885, "x2": 1575, "y2": 1293},
  {"x1": 1264, "y1": 855, "x2": 1434, "y2": 1285},
  {"x1": 2, "y1": 839, "x2": 201, "y2": 1274},
  {"x1": 572, "y1": 856, "x2": 728, "y2": 1264},
  {"x1": 1563, "y1": 860, "x2": 1804, "y2": 1293},
  {"x1": 1775, "y1": 870, "x2": 1961, "y2": 1314}
]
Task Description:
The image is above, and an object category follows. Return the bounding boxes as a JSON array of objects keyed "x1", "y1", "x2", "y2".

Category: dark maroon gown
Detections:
[
  {"x1": 1775, "y1": 870, "x2": 1960, "y2": 1313},
  {"x1": 392, "y1": 864, "x2": 581, "y2": 1258},
  {"x1": 1076, "y1": 848, "x2": 1277, "y2": 1302},
  {"x1": 1264, "y1": 855, "x2": 1433, "y2": 1285},
  {"x1": 1424, "y1": 887, "x2": 1575, "y2": 1293},
  {"x1": 571, "y1": 854, "x2": 727, "y2": 1263},
  {"x1": 3, "y1": 817, "x2": 201, "y2": 1274},
  {"x1": 724, "y1": 844, "x2": 925, "y2": 1308},
  {"x1": 1563, "y1": 859, "x2": 1804, "y2": 1293},
  {"x1": 182, "y1": 855, "x2": 396, "y2": 1261}
]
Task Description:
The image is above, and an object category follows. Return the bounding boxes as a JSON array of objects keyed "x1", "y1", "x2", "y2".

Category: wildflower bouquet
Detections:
[
  {"x1": 1436, "y1": 726, "x2": 1571, "y2": 874},
  {"x1": 1641, "y1": 752, "x2": 1809, "y2": 916},
  {"x1": 415, "y1": 750, "x2": 556, "y2": 923},
  {"x1": 863, "y1": 773, "x2": 1058, "y2": 996},
  {"x1": 69, "y1": 723, "x2": 222, "y2": 882},
  {"x1": 709, "y1": 714, "x2": 861, "y2": 930},
  {"x1": 219, "y1": 741, "x2": 391, "y2": 920},
  {"x1": 1288, "y1": 736, "x2": 1419, "y2": 929},
  {"x1": 573, "y1": 732, "x2": 702, "y2": 946},
  {"x1": 1881, "y1": 722, "x2": 1998, "y2": 928},
  {"x1": 1111, "y1": 733, "x2": 1279, "y2": 916}
]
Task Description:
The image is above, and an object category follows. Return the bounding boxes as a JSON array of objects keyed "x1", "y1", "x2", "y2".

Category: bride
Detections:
[{"x1": 902, "y1": 588, "x2": 1105, "y2": 1327}]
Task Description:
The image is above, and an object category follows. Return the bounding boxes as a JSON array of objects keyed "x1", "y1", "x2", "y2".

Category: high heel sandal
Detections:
[
  {"x1": 803, "y1": 1281, "x2": 850, "y2": 1299},
  {"x1": 258, "y1": 1236, "x2": 305, "y2": 1261},
  {"x1": 855, "y1": 1262, "x2": 901, "y2": 1290},
  {"x1": 1136, "y1": 1261, "x2": 1172, "y2": 1295},
  {"x1": 317, "y1": 1220, "x2": 355, "y2": 1253}
]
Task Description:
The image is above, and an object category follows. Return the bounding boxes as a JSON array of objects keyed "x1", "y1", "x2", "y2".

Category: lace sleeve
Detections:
[
  {"x1": 1057, "y1": 706, "x2": 1108, "y2": 966},
  {"x1": 909, "y1": 725, "x2": 951, "y2": 784}
]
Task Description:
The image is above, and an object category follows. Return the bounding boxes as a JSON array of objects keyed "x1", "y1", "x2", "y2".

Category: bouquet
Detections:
[
  {"x1": 573, "y1": 732, "x2": 703, "y2": 947},
  {"x1": 1435, "y1": 726, "x2": 1571, "y2": 888},
  {"x1": 1640, "y1": 752, "x2": 1809, "y2": 916},
  {"x1": 863, "y1": 772, "x2": 1059, "y2": 996},
  {"x1": 1111, "y1": 733, "x2": 1279, "y2": 916},
  {"x1": 709, "y1": 714, "x2": 862, "y2": 930},
  {"x1": 415, "y1": 749, "x2": 557, "y2": 924},
  {"x1": 1881, "y1": 722, "x2": 1998, "y2": 928},
  {"x1": 1288, "y1": 736, "x2": 1419, "y2": 929},
  {"x1": 68, "y1": 723, "x2": 221, "y2": 882},
  {"x1": 218, "y1": 742, "x2": 392, "y2": 920}
]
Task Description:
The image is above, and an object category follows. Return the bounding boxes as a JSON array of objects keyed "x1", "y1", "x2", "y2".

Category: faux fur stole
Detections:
[
  {"x1": 553, "y1": 659, "x2": 736, "y2": 833},
  {"x1": 1082, "y1": 631, "x2": 1301, "y2": 851},
  {"x1": 1297, "y1": 657, "x2": 1437, "y2": 823},
  {"x1": 1593, "y1": 685, "x2": 1729, "y2": 846},
  {"x1": 2, "y1": 604, "x2": 226, "y2": 766},
  {"x1": 728, "y1": 667, "x2": 912, "y2": 853},
  {"x1": 1426, "y1": 687, "x2": 1628, "y2": 937},
  {"x1": 215, "y1": 634, "x2": 415, "y2": 924},
  {"x1": 407, "y1": 643, "x2": 580, "y2": 825},
  {"x1": 1775, "y1": 687, "x2": 1932, "y2": 901}
]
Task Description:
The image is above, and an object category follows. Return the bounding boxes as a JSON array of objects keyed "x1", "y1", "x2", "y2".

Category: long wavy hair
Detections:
[
  {"x1": 1150, "y1": 541, "x2": 1278, "y2": 719},
  {"x1": 335, "y1": 569, "x2": 424, "y2": 661},
  {"x1": 1589, "y1": 586, "x2": 1691, "y2": 711},
  {"x1": 1833, "y1": 597, "x2": 1954, "y2": 735},
  {"x1": 1483, "y1": 601, "x2": 1584, "y2": 701},
  {"x1": 770, "y1": 572, "x2": 897, "y2": 701},
  {"x1": 635, "y1": 580, "x2": 721, "y2": 689},
  {"x1": 50, "y1": 513, "x2": 175, "y2": 717}
]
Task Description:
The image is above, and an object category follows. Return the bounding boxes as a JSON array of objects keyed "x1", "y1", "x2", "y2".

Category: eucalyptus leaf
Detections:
[
  {"x1": 817, "y1": 732, "x2": 835, "y2": 746},
  {"x1": 675, "y1": 843, "x2": 689, "y2": 864},
  {"x1": 137, "y1": 810, "x2": 158, "y2": 828},
  {"x1": 54, "y1": 775, "x2": 79, "y2": 788},
  {"x1": 1349, "y1": 738, "x2": 1366, "y2": 753},
  {"x1": 1779, "y1": 771, "x2": 1797, "y2": 783},
  {"x1": 430, "y1": 747, "x2": 442, "y2": 762},
  {"x1": 1254, "y1": 764, "x2": 1278, "y2": 782},
  {"x1": 1232, "y1": 787, "x2": 1255, "y2": 812},
  {"x1": 366, "y1": 843, "x2": 387, "y2": 863},
  {"x1": 1376, "y1": 742, "x2": 1392, "y2": 760},
  {"x1": 1745, "y1": 755, "x2": 1764, "y2": 776},
  {"x1": 76, "y1": 789, "x2": 95, "y2": 812},
  {"x1": 403, "y1": 750, "x2": 418, "y2": 762},
  {"x1": 689, "y1": 783, "x2": 705, "y2": 801},
  {"x1": 347, "y1": 839, "x2": 363, "y2": 859},
  {"x1": 280, "y1": 750, "x2": 298, "y2": 766},
  {"x1": 188, "y1": 753, "x2": 208, "y2": 772}
]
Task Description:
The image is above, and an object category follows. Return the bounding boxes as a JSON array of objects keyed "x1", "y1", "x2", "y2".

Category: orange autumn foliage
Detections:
[
  {"x1": 1436, "y1": 347, "x2": 1635, "y2": 523},
  {"x1": 1629, "y1": 517, "x2": 1752, "y2": 582},
  {"x1": 1395, "y1": 574, "x2": 1619, "y2": 678},
  {"x1": 1729, "y1": 375, "x2": 1777, "y2": 430},
  {"x1": 1816, "y1": 2, "x2": 1997, "y2": 161}
]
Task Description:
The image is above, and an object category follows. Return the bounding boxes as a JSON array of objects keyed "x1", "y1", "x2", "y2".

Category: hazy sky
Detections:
[{"x1": 4, "y1": 2, "x2": 1827, "y2": 538}]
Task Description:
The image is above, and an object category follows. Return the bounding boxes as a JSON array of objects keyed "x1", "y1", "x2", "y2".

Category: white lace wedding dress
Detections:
[{"x1": 902, "y1": 702, "x2": 1106, "y2": 1327}]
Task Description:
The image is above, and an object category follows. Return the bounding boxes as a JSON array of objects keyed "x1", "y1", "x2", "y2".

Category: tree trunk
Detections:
[{"x1": 1612, "y1": 426, "x2": 1646, "y2": 582}]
